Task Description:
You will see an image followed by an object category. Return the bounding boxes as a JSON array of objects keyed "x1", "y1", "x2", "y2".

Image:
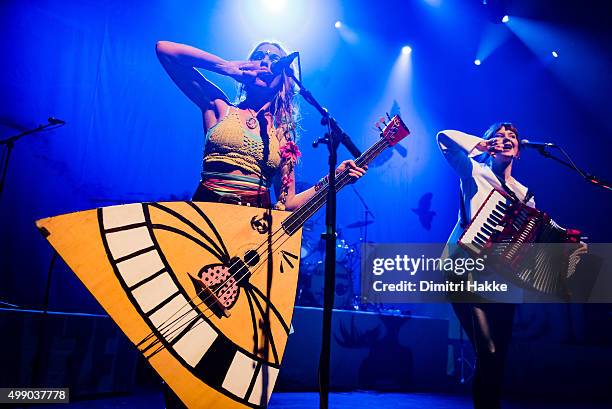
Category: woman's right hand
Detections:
[
  {"x1": 226, "y1": 61, "x2": 271, "y2": 83},
  {"x1": 475, "y1": 137, "x2": 505, "y2": 158}
]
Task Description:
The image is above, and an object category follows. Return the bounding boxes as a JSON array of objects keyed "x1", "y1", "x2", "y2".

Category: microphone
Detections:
[
  {"x1": 520, "y1": 139, "x2": 555, "y2": 149},
  {"x1": 48, "y1": 117, "x2": 66, "y2": 125},
  {"x1": 271, "y1": 52, "x2": 299, "y2": 75}
]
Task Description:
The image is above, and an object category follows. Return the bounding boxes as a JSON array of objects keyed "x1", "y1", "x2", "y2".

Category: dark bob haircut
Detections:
[
  {"x1": 472, "y1": 122, "x2": 520, "y2": 163},
  {"x1": 482, "y1": 122, "x2": 519, "y2": 145}
]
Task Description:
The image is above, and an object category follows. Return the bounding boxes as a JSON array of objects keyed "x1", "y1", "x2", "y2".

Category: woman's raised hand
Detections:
[
  {"x1": 227, "y1": 61, "x2": 271, "y2": 83},
  {"x1": 476, "y1": 137, "x2": 505, "y2": 158}
]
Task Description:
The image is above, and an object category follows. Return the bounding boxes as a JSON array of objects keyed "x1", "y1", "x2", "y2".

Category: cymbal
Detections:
[{"x1": 344, "y1": 220, "x2": 374, "y2": 229}]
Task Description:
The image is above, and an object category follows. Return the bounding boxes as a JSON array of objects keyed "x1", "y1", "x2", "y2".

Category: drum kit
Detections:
[
  {"x1": 296, "y1": 215, "x2": 373, "y2": 310},
  {"x1": 293, "y1": 182, "x2": 380, "y2": 310}
]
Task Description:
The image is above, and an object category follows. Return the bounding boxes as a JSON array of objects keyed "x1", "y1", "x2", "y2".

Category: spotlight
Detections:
[
  {"x1": 335, "y1": 20, "x2": 342, "y2": 29},
  {"x1": 501, "y1": 15, "x2": 509, "y2": 23},
  {"x1": 482, "y1": 0, "x2": 509, "y2": 24},
  {"x1": 262, "y1": 0, "x2": 287, "y2": 14},
  {"x1": 401, "y1": 46, "x2": 412, "y2": 55},
  {"x1": 551, "y1": 51, "x2": 559, "y2": 58},
  {"x1": 474, "y1": 59, "x2": 482, "y2": 66}
]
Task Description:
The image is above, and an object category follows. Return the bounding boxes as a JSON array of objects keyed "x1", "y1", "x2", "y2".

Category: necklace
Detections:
[{"x1": 245, "y1": 106, "x2": 268, "y2": 130}]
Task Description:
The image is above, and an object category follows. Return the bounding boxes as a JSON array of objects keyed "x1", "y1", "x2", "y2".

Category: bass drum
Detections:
[{"x1": 308, "y1": 261, "x2": 354, "y2": 309}]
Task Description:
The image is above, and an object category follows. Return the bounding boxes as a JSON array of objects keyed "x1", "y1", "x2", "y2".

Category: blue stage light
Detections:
[
  {"x1": 335, "y1": 20, "x2": 342, "y2": 29},
  {"x1": 474, "y1": 59, "x2": 482, "y2": 66},
  {"x1": 502, "y1": 15, "x2": 509, "y2": 23},
  {"x1": 552, "y1": 51, "x2": 559, "y2": 58},
  {"x1": 402, "y1": 46, "x2": 412, "y2": 55}
]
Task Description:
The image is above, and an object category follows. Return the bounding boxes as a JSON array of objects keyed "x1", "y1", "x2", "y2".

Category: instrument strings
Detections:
[
  {"x1": 138, "y1": 137, "x2": 390, "y2": 356},
  {"x1": 139, "y1": 138, "x2": 389, "y2": 355}
]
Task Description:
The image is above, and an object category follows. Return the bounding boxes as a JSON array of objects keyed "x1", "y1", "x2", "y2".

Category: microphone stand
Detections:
[
  {"x1": 350, "y1": 186, "x2": 374, "y2": 310},
  {"x1": 350, "y1": 185, "x2": 375, "y2": 244},
  {"x1": 0, "y1": 119, "x2": 65, "y2": 202},
  {"x1": 0, "y1": 118, "x2": 65, "y2": 310},
  {"x1": 0, "y1": 118, "x2": 65, "y2": 390},
  {"x1": 532, "y1": 145, "x2": 612, "y2": 192},
  {"x1": 285, "y1": 68, "x2": 361, "y2": 409}
]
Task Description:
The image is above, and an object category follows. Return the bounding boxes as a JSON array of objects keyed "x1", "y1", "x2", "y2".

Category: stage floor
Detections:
[{"x1": 35, "y1": 391, "x2": 609, "y2": 409}]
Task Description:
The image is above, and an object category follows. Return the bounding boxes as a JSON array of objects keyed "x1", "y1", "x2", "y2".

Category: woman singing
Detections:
[
  {"x1": 437, "y1": 123, "x2": 529, "y2": 409},
  {"x1": 155, "y1": 40, "x2": 366, "y2": 408},
  {"x1": 155, "y1": 40, "x2": 366, "y2": 210}
]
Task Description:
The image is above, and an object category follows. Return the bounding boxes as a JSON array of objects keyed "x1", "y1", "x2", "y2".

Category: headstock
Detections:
[{"x1": 376, "y1": 114, "x2": 410, "y2": 146}]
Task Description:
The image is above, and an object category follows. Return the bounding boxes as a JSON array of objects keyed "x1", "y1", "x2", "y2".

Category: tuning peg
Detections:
[
  {"x1": 375, "y1": 121, "x2": 383, "y2": 132},
  {"x1": 386, "y1": 113, "x2": 392, "y2": 121}
]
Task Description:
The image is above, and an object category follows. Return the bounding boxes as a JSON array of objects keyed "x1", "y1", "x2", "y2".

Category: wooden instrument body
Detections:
[
  {"x1": 36, "y1": 201, "x2": 302, "y2": 408},
  {"x1": 33, "y1": 113, "x2": 413, "y2": 408}
]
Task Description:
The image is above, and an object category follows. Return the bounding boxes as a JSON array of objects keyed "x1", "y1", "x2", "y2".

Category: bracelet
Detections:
[{"x1": 314, "y1": 175, "x2": 329, "y2": 192}]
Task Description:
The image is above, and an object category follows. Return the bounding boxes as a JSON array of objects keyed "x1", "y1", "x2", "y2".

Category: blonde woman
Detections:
[
  {"x1": 156, "y1": 39, "x2": 366, "y2": 409},
  {"x1": 156, "y1": 40, "x2": 366, "y2": 210}
]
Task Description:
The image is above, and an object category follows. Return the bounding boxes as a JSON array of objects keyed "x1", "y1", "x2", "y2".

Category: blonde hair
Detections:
[{"x1": 237, "y1": 41, "x2": 300, "y2": 142}]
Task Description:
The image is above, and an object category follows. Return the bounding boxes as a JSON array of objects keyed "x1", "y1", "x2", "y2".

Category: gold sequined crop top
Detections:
[{"x1": 202, "y1": 106, "x2": 282, "y2": 182}]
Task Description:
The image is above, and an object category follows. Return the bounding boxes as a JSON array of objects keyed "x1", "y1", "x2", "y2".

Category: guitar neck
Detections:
[{"x1": 282, "y1": 137, "x2": 390, "y2": 236}]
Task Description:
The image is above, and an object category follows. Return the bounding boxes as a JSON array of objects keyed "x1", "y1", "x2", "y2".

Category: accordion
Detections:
[{"x1": 458, "y1": 189, "x2": 581, "y2": 298}]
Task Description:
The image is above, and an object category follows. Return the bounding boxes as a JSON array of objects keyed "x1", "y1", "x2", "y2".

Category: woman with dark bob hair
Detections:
[{"x1": 437, "y1": 122, "x2": 529, "y2": 409}]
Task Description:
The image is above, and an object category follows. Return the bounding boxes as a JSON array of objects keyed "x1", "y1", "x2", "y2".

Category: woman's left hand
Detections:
[{"x1": 336, "y1": 160, "x2": 367, "y2": 182}]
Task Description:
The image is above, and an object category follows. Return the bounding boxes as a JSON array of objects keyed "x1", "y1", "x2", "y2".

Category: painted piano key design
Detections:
[
  {"x1": 34, "y1": 114, "x2": 410, "y2": 408},
  {"x1": 98, "y1": 202, "x2": 289, "y2": 408}
]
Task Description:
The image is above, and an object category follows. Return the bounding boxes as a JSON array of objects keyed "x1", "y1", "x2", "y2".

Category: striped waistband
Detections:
[{"x1": 200, "y1": 171, "x2": 269, "y2": 196}]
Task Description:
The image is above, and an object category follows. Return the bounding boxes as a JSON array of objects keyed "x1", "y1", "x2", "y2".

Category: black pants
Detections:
[{"x1": 453, "y1": 303, "x2": 516, "y2": 409}]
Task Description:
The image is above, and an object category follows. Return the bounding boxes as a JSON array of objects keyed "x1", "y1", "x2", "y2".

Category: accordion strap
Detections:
[
  {"x1": 524, "y1": 189, "x2": 534, "y2": 204},
  {"x1": 459, "y1": 188, "x2": 468, "y2": 229},
  {"x1": 495, "y1": 174, "x2": 534, "y2": 205},
  {"x1": 496, "y1": 175, "x2": 520, "y2": 202}
]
